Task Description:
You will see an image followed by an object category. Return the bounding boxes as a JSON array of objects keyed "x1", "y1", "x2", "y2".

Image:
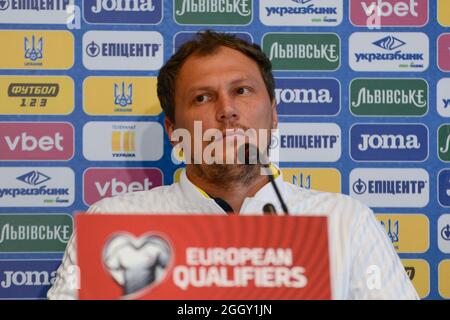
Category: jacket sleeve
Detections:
[{"x1": 347, "y1": 205, "x2": 420, "y2": 300}]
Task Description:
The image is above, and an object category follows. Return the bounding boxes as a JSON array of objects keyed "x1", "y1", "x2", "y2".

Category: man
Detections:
[{"x1": 47, "y1": 30, "x2": 418, "y2": 300}]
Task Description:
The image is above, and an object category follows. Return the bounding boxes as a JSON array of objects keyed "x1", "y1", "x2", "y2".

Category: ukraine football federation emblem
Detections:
[
  {"x1": 24, "y1": 35, "x2": 43, "y2": 62},
  {"x1": 103, "y1": 233, "x2": 172, "y2": 296},
  {"x1": 114, "y1": 82, "x2": 133, "y2": 112},
  {"x1": 381, "y1": 218, "x2": 399, "y2": 247}
]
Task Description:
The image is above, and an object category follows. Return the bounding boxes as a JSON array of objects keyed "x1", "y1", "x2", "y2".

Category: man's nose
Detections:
[{"x1": 215, "y1": 92, "x2": 239, "y2": 123}]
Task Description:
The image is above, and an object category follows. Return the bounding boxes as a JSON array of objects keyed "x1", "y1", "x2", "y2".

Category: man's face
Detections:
[{"x1": 165, "y1": 46, "x2": 277, "y2": 181}]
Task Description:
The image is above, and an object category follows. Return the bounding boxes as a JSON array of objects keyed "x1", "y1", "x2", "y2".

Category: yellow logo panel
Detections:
[
  {"x1": 376, "y1": 214, "x2": 429, "y2": 253},
  {"x1": 438, "y1": 0, "x2": 450, "y2": 26},
  {"x1": 0, "y1": 30, "x2": 74, "y2": 69},
  {"x1": 401, "y1": 259, "x2": 430, "y2": 299},
  {"x1": 83, "y1": 77, "x2": 162, "y2": 116},
  {"x1": 281, "y1": 168, "x2": 341, "y2": 193},
  {"x1": 0, "y1": 76, "x2": 74, "y2": 115},
  {"x1": 439, "y1": 260, "x2": 450, "y2": 299}
]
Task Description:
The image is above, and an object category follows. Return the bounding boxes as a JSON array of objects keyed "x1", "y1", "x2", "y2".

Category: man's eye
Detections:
[
  {"x1": 195, "y1": 95, "x2": 208, "y2": 103},
  {"x1": 236, "y1": 87, "x2": 250, "y2": 95}
]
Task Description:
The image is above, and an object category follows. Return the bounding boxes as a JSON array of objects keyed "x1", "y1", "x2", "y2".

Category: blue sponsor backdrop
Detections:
[{"x1": 0, "y1": 0, "x2": 448, "y2": 299}]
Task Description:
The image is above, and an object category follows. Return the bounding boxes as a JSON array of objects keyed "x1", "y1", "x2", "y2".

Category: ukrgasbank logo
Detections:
[
  {"x1": 260, "y1": 0, "x2": 343, "y2": 26},
  {"x1": 350, "y1": 78, "x2": 428, "y2": 116},
  {"x1": 350, "y1": 124, "x2": 428, "y2": 162},
  {"x1": 438, "y1": 79, "x2": 450, "y2": 117},
  {"x1": 83, "y1": 0, "x2": 163, "y2": 24},
  {"x1": 174, "y1": 0, "x2": 252, "y2": 25},
  {"x1": 349, "y1": 32, "x2": 429, "y2": 72},
  {"x1": 349, "y1": 168, "x2": 429, "y2": 208},
  {"x1": 262, "y1": 33, "x2": 340, "y2": 71}
]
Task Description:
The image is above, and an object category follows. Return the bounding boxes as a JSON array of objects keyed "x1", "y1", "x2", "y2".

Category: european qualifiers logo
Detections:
[
  {"x1": 0, "y1": 214, "x2": 73, "y2": 253},
  {"x1": 82, "y1": 31, "x2": 163, "y2": 70},
  {"x1": 24, "y1": 35, "x2": 43, "y2": 66},
  {"x1": 0, "y1": 167, "x2": 75, "y2": 207},
  {"x1": 349, "y1": 0, "x2": 428, "y2": 27},
  {"x1": 83, "y1": 0, "x2": 163, "y2": 24},
  {"x1": 173, "y1": 31, "x2": 252, "y2": 52},
  {"x1": 437, "y1": 79, "x2": 450, "y2": 117},
  {"x1": 114, "y1": 82, "x2": 133, "y2": 112},
  {"x1": 350, "y1": 78, "x2": 428, "y2": 116},
  {"x1": 0, "y1": 259, "x2": 61, "y2": 299},
  {"x1": 350, "y1": 124, "x2": 428, "y2": 162},
  {"x1": 262, "y1": 33, "x2": 340, "y2": 71},
  {"x1": 260, "y1": 0, "x2": 343, "y2": 26},
  {"x1": 275, "y1": 78, "x2": 340, "y2": 116},
  {"x1": 438, "y1": 33, "x2": 450, "y2": 72},
  {"x1": 0, "y1": 0, "x2": 73, "y2": 24},
  {"x1": 174, "y1": 0, "x2": 252, "y2": 25},
  {"x1": 349, "y1": 168, "x2": 429, "y2": 208},
  {"x1": 349, "y1": 32, "x2": 429, "y2": 71}
]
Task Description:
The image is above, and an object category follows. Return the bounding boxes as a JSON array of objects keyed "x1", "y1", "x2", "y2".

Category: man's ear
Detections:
[
  {"x1": 271, "y1": 99, "x2": 278, "y2": 129},
  {"x1": 164, "y1": 116, "x2": 176, "y2": 146}
]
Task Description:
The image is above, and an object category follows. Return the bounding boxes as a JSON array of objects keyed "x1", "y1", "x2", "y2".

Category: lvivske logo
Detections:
[
  {"x1": 350, "y1": 168, "x2": 429, "y2": 208},
  {"x1": 350, "y1": 124, "x2": 428, "y2": 162},
  {"x1": 83, "y1": 31, "x2": 163, "y2": 70},
  {"x1": 83, "y1": 0, "x2": 163, "y2": 24},
  {"x1": 174, "y1": 0, "x2": 252, "y2": 25},
  {"x1": 349, "y1": 0, "x2": 428, "y2": 27},
  {"x1": 350, "y1": 78, "x2": 428, "y2": 116},
  {"x1": 83, "y1": 77, "x2": 161, "y2": 116},
  {"x1": 437, "y1": 79, "x2": 450, "y2": 117},
  {"x1": 0, "y1": 167, "x2": 74, "y2": 207},
  {"x1": 83, "y1": 168, "x2": 163, "y2": 208},
  {"x1": 0, "y1": 260, "x2": 61, "y2": 298},
  {"x1": 83, "y1": 122, "x2": 163, "y2": 161},
  {"x1": 349, "y1": 32, "x2": 429, "y2": 72},
  {"x1": 438, "y1": 124, "x2": 450, "y2": 162},
  {"x1": 0, "y1": 76, "x2": 74, "y2": 115},
  {"x1": 0, "y1": 122, "x2": 74, "y2": 161},
  {"x1": 278, "y1": 123, "x2": 341, "y2": 162},
  {"x1": 262, "y1": 33, "x2": 340, "y2": 71},
  {"x1": 275, "y1": 78, "x2": 340, "y2": 116},
  {"x1": 0, "y1": 30, "x2": 74, "y2": 69},
  {"x1": 438, "y1": 34, "x2": 450, "y2": 72},
  {"x1": 0, "y1": 214, "x2": 73, "y2": 253},
  {"x1": 260, "y1": 0, "x2": 343, "y2": 26},
  {"x1": 0, "y1": 0, "x2": 74, "y2": 24}
]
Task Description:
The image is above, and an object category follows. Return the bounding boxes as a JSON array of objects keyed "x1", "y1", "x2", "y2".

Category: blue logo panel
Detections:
[
  {"x1": 350, "y1": 124, "x2": 428, "y2": 161},
  {"x1": 439, "y1": 170, "x2": 450, "y2": 207}
]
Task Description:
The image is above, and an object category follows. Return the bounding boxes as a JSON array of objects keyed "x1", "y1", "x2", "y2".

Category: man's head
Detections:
[{"x1": 157, "y1": 30, "x2": 278, "y2": 187}]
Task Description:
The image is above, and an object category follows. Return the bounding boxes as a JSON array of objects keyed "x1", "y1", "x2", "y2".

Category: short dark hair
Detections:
[{"x1": 157, "y1": 30, "x2": 275, "y2": 123}]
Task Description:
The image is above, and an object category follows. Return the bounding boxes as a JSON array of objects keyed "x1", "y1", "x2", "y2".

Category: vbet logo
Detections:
[
  {"x1": 349, "y1": 168, "x2": 429, "y2": 208},
  {"x1": 0, "y1": 122, "x2": 74, "y2": 161},
  {"x1": 350, "y1": 123, "x2": 428, "y2": 162},
  {"x1": 438, "y1": 214, "x2": 450, "y2": 254},
  {"x1": 0, "y1": 259, "x2": 61, "y2": 299},
  {"x1": 0, "y1": 30, "x2": 74, "y2": 70},
  {"x1": 83, "y1": 76, "x2": 161, "y2": 116},
  {"x1": 0, "y1": 167, "x2": 75, "y2": 207},
  {"x1": 0, "y1": 0, "x2": 74, "y2": 24},
  {"x1": 277, "y1": 122, "x2": 341, "y2": 162},
  {"x1": 349, "y1": 0, "x2": 428, "y2": 27},
  {"x1": 174, "y1": 0, "x2": 252, "y2": 25},
  {"x1": 0, "y1": 214, "x2": 73, "y2": 253},
  {"x1": 260, "y1": 0, "x2": 343, "y2": 26},
  {"x1": 349, "y1": 32, "x2": 429, "y2": 72},
  {"x1": 375, "y1": 214, "x2": 429, "y2": 253},
  {"x1": 173, "y1": 31, "x2": 252, "y2": 52},
  {"x1": 0, "y1": 75, "x2": 74, "y2": 115},
  {"x1": 350, "y1": 78, "x2": 428, "y2": 117},
  {"x1": 83, "y1": 121, "x2": 163, "y2": 161},
  {"x1": 83, "y1": 168, "x2": 163, "y2": 206},
  {"x1": 281, "y1": 167, "x2": 341, "y2": 193},
  {"x1": 437, "y1": 79, "x2": 450, "y2": 117},
  {"x1": 438, "y1": 33, "x2": 450, "y2": 72},
  {"x1": 262, "y1": 33, "x2": 340, "y2": 71},
  {"x1": 83, "y1": 0, "x2": 162, "y2": 24},
  {"x1": 275, "y1": 78, "x2": 340, "y2": 116},
  {"x1": 83, "y1": 31, "x2": 163, "y2": 70}
]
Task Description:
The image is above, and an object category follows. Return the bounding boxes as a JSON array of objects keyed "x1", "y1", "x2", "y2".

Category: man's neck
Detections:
[{"x1": 185, "y1": 165, "x2": 270, "y2": 214}]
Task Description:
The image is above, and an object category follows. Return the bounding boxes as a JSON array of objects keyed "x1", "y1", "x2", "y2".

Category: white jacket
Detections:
[{"x1": 47, "y1": 169, "x2": 419, "y2": 300}]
